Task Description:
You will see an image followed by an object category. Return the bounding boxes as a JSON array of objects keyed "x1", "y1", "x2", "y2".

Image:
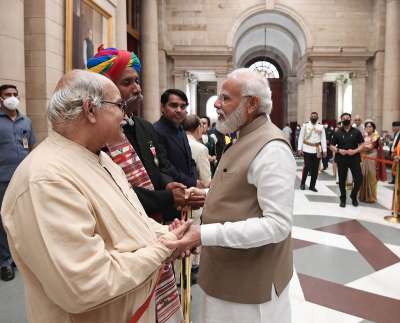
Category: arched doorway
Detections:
[
  {"x1": 231, "y1": 9, "x2": 308, "y2": 128},
  {"x1": 246, "y1": 59, "x2": 283, "y2": 128}
]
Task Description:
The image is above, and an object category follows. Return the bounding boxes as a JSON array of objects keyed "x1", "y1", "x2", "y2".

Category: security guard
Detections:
[
  {"x1": 330, "y1": 113, "x2": 364, "y2": 207},
  {"x1": 298, "y1": 112, "x2": 327, "y2": 192}
]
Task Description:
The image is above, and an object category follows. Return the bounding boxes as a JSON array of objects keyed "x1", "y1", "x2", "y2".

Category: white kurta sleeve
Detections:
[
  {"x1": 10, "y1": 178, "x2": 176, "y2": 314},
  {"x1": 201, "y1": 140, "x2": 296, "y2": 248}
]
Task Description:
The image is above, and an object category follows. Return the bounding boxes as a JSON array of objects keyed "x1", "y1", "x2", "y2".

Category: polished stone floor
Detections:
[{"x1": 1, "y1": 159, "x2": 400, "y2": 323}]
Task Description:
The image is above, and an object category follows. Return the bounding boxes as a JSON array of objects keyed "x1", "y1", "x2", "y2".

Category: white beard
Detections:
[{"x1": 216, "y1": 101, "x2": 247, "y2": 134}]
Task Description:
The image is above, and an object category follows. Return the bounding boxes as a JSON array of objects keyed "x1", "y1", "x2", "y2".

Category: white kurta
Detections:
[{"x1": 200, "y1": 140, "x2": 296, "y2": 323}]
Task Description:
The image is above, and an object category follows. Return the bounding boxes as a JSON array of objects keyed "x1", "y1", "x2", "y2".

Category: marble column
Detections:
[
  {"x1": 382, "y1": 0, "x2": 400, "y2": 130},
  {"x1": 351, "y1": 74, "x2": 366, "y2": 119},
  {"x1": 311, "y1": 75, "x2": 323, "y2": 118},
  {"x1": 336, "y1": 79, "x2": 344, "y2": 119},
  {"x1": 0, "y1": 0, "x2": 26, "y2": 113},
  {"x1": 174, "y1": 70, "x2": 185, "y2": 91},
  {"x1": 287, "y1": 76, "x2": 298, "y2": 123},
  {"x1": 296, "y1": 79, "x2": 305, "y2": 124},
  {"x1": 303, "y1": 74, "x2": 323, "y2": 122},
  {"x1": 141, "y1": 0, "x2": 160, "y2": 123},
  {"x1": 188, "y1": 77, "x2": 198, "y2": 115}
]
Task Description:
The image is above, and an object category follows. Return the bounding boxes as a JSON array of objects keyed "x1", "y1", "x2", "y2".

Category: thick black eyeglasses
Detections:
[{"x1": 101, "y1": 100, "x2": 128, "y2": 114}]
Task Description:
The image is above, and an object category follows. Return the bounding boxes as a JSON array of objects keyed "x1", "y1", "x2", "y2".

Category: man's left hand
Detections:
[
  {"x1": 322, "y1": 152, "x2": 327, "y2": 158},
  {"x1": 161, "y1": 224, "x2": 201, "y2": 257}
]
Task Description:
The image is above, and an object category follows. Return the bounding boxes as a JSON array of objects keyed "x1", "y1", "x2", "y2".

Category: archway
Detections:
[{"x1": 232, "y1": 9, "x2": 308, "y2": 128}]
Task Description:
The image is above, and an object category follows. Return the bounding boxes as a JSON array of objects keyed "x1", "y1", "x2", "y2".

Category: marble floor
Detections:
[{"x1": 1, "y1": 159, "x2": 399, "y2": 323}]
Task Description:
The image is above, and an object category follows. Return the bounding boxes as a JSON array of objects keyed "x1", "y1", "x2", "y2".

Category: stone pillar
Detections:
[
  {"x1": 371, "y1": 52, "x2": 385, "y2": 128},
  {"x1": 311, "y1": 75, "x2": 323, "y2": 117},
  {"x1": 141, "y1": 0, "x2": 160, "y2": 123},
  {"x1": 173, "y1": 70, "x2": 185, "y2": 91},
  {"x1": 188, "y1": 77, "x2": 198, "y2": 115},
  {"x1": 0, "y1": 0, "x2": 26, "y2": 113},
  {"x1": 351, "y1": 74, "x2": 366, "y2": 119},
  {"x1": 287, "y1": 76, "x2": 298, "y2": 123},
  {"x1": 297, "y1": 79, "x2": 305, "y2": 124},
  {"x1": 382, "y1": 0, "x2": 400, "y2": 130},
  {"x1": 336, "y1": 79, "x2": 344, "y2": 119},
  {"x1": 115, "y1": 0, "x2": 127, "y2": 50}
]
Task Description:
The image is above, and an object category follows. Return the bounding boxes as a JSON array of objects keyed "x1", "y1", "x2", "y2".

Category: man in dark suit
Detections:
[{"x1": 153, "y1": 89, "x2": 198, "y2": 189}]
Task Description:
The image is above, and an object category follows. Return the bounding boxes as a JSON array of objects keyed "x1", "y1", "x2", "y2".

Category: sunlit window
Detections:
[{"x1": 248, "y1": 61, "x2": 280, "y2": 79}]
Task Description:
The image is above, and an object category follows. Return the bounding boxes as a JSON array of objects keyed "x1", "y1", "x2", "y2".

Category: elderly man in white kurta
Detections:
[
  {"x1": 1, "y1": 70, "x2": 189, "y2": 323},
  {"x1": 297, "y1": 112, "x2": 327, "y2": 192},
  {"x1": 162, "y1": 68, "x2": 296, "y2": 323}
]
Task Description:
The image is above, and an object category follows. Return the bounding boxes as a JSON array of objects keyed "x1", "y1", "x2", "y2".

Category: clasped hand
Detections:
[
  {"x1": 161, "y1": 219, "x2": 201, "y2": 263},
  {"x1": 165, "y1": 182, "x2": 206, "y2": 210},
  {"x1": 338, "y1": 148, "x2": 356, "y2": 156}
]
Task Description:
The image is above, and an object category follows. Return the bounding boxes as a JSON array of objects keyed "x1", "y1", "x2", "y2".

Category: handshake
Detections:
[
  {"x1": 161, "y1": 219, "x2": 201, "y2": 263},
  {"x1": 165, "y1": 182, "x2": 206, "y2": 210}
]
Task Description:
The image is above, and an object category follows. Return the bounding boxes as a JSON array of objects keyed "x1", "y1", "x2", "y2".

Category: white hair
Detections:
[
  {"x1": 227, "y1": 68, "x2": 273, "y2": 114},
  {"x1": 47, "y1": 70, "x2": 110, "y2": 123}
]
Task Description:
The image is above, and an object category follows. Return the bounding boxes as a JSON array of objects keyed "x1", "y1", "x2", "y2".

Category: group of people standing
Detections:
[
  {"x1": 297, "y1": 112, "x2": 396, "y2": 208},
  {"x1": 0, "y1": 46, "x2": 296, "y2": 323}
]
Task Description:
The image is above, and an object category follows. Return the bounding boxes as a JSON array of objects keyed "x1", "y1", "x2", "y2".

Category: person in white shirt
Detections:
[
  {"x1": 353, "y1": 115, "x2": 365, "y2": 134},
  {"x1": 161, "y1": 68, "x2": 296, "y2": 323},
  {"x1": 297, "y1": 112, "x2": 327, "y2": 192},
  {"x1": 183, "y1": 115, "x2": 212, "y2": 188}
]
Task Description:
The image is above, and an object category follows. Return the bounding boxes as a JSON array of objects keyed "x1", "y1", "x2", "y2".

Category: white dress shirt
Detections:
[
  {"x1": 199, "y1": 140, "x2": 296, "y2": 323},
  {"x1": 297, "y1": 121, "x2": 327, "y2": 154}
]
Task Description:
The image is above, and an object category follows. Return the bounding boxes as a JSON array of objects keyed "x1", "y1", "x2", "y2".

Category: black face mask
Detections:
[
  {"x1": 342, "y1": 119, "x2": 351, "y2": 126},
  {"x1": 310, "y1": 118, "x2": 318, "y2": 124}
]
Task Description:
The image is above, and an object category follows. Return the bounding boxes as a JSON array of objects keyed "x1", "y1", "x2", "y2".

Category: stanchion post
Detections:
[{"x1": 180, "y1": 207, "x2": 192, "y2": 323}]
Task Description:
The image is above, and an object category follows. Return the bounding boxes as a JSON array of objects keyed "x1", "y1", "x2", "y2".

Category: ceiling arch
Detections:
[{"x1": 231, "y1": 8, "x2": 308, "y2": 72}]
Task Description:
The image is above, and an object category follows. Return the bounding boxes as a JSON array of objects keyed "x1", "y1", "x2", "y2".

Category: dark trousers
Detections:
[
  {"x1": 337, "y1": 159, "x2": 363, "y2": 201},
  {"x1": 322, "y1": 149, "x2": 332, "y2": 169},
  {"x1": 301, "y1": 152, "x2": 320, "y2": 188},
  {"x1": 0, "y1": 182, "x2": 12, "y2": 267}
]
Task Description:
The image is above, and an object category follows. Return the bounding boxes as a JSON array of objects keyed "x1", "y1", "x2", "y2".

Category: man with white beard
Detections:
[{"x1": 161, "y1": 68, "x2": 296, "y2": 323}]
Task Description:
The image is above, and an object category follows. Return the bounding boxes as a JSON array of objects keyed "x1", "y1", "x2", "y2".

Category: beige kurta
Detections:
[{"x1": 1, "y1": 131, "x2": 177, "y2": 323}]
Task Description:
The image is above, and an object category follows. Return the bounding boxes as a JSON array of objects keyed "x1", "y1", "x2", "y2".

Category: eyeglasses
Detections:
[{"x1": 101, "y1": 100, "x2": 128, "y2": 114}]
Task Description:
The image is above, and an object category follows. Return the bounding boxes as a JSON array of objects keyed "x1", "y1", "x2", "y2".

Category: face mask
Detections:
[
  {"x1": 342, "y1": 119, "x2": 351, "y2": 126},
  {"x1": 310, "y1": 118, "x2": 318, "y2": 124},
  {"x1": 2, "y1": 96, "x2": 19, "y2": 110}
]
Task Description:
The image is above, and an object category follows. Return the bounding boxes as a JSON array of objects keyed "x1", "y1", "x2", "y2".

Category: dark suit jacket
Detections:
[
  {"x1": 123, "y1": 117, "x2": 175, "y2": 216},
  {"x1": 153, "y1": 116, "x2": 197, "y2": 188}
]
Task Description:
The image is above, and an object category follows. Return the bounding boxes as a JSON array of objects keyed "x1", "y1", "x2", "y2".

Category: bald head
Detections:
[{"x1": 353, "y1": 115, "x2": 362, "y2": 126}]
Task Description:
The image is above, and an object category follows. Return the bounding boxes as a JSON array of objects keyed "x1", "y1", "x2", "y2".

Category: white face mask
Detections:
[{"x1": 2, "y1": 96, "x2": 19, "y2": 110}]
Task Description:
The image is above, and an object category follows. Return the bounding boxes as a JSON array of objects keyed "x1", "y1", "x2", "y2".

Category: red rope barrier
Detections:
[{"x1": 362, "y1": 155, "x2": 395, "y2": 166}]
